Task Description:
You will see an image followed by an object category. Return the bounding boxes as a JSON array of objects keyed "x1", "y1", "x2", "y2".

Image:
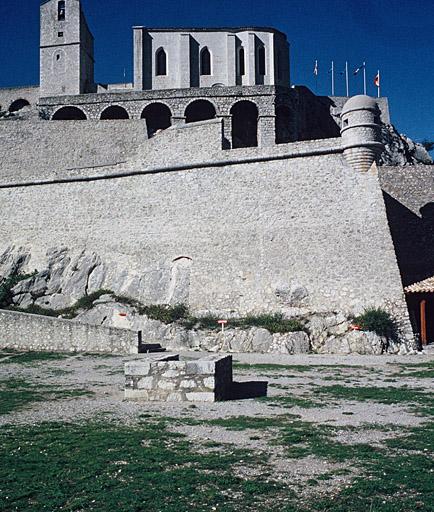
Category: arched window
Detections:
[
  {"x1": 100, "y1": 105, "x2": 129, "y2": 120},
  {"x1": 200, "y1": 47, "x2": 211, "y2": 75},
  {"x1": 238, "y1": 47, "x2": 245, "y2": 76},
  {"x1": 58, "y1": 1, "x2": 65, "y2": 21},
  {"x1": 258, "y1": 46, "x2": 266, "y2": 76},
  {"x1": 156, "y1": 48, "x2": 167, "y2": 76},
  {"x1": 52, "y1": 106, "x2": 87, "y2": 120}
]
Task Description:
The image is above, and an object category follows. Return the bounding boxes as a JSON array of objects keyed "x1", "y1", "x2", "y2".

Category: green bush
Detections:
[
  {"x1": 353, "y1": 308, "x2": 398, "y2": 341},
  {"x1": 0, "y1": 271, "x2": 37, "y2": 309},
  {"x1": 9, "y1": 289, "x2": 113, "y2": 319}
]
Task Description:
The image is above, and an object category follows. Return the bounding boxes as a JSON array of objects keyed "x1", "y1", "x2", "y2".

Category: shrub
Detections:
[
  {"x1": 0, "y1": 271, "x2": 37, "y2": 309},
  {"x1": 234, "y1": 313, "x2": 306, "y2": 334},
  {"x1": 353, "y1": 308, "x2": 398, "y2": 341},
  {"x1": 9, "y1": 289, "x2": 114, "y2": 319}
]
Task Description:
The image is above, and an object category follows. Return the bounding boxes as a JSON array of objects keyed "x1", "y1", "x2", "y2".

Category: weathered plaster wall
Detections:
[
  {"x1": 0, "y1": 120, "x2": 147, "y2": 184},
  {"x1": 0, "y1": 309, "x2": 139, "y2": 354}
]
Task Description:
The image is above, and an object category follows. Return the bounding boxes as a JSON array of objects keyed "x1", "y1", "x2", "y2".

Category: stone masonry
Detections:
[{"x1": 125, "y1": 354, "x2": 233, "y2": 402}]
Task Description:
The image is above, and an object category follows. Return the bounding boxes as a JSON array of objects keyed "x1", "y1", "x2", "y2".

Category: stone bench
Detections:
[{"x1": 124, "y1": 354, "x2": 233, "y2": 402}]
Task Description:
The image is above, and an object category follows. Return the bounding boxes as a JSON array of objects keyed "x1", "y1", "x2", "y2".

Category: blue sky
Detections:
[{"x1": 0, "y1": 0, "x2": 432, "y2": 143}]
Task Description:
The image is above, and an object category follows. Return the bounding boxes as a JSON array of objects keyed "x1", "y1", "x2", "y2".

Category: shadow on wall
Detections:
[
  {"x1": 296, "y1": 86, "x2": 341, "y2": 141},
  {"x1": 383, "y1": 193, "x2": 434, "y2": 287}
]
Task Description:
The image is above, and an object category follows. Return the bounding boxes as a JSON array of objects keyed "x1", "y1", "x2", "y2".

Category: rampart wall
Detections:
[
  {"x1": 0, "y1": 309, "x2": 139, "y2": 354},
  {"x1": 0, "y1": 120, "x2": 148, "y2": 184},
  {"x1": 0, "y1": 119, "x2": 409, "y2": 327},
  {"x1": 0, "y1": 86, "x2": 39, "y2": 112}
]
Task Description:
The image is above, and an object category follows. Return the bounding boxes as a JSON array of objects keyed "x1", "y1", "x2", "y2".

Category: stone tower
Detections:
[
  {"x1": 341, "y1": 95, "x2": 385, "y2": 173},
  {"x1": 40, "y1": 0, "x2": 95, "y2": 97}
]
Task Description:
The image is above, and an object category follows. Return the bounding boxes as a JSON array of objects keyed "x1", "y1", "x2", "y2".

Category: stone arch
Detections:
[
  {"x1": 9, "y1": 99, "x2": 30, "y2": 113},
  {"x1": 52, "y1": 106, "x2": 87, "y2": 120},
  {"x1": 166, "y1": 256, "x2": 193, "y2": 305},
  {"x1": 100, "y1": 105, "x2": 129, "y2": 120},
  {"x1": 52, "y1": 49, "x2": 66, "y2": 74},
  {"x1": 184, "y1": 99, "x2": 216, "y2": 123},
  {"x1": 141, "y1": 102, "x2": 172, "y2": 137},
  {"x1": 200, "y1": 47, "x2": 211, "y2": 75},
  {"x1": 230, "y1": 100, "x2": 258, "y2": 148},
  {"x1": 275, "y1": 105, "x2": 292, "y2": 144}
]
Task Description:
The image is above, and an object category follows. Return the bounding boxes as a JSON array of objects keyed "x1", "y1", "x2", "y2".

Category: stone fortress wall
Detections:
[
  {"x1": 0, "y1": 117, "x2": 411, "y2": 335},
  {"x1": 0, "y1": 119, "x2": 147, "y2": 184}
]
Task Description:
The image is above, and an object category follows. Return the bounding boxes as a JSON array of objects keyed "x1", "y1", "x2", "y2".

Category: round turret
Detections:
[{"x1": 340, "y1": 95, "x2": 384, "y2": 172}]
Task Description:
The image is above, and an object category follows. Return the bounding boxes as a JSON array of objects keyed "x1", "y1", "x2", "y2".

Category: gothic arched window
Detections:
[
  {"x1": 258, "y1": 46, "x2": 266, "y2": 76},
  {"x1": 156, "y1": 48, "x2": 167, "y2": 76},
  {"x1": 238, "y1": 47, "x2": 245, "y2": 76},
  {"x1": 58, "y1": 1, "x2": 65, "y2": 21},
  {"x1": 200, "y1": 47, "x2": 211, "y2": 75}
]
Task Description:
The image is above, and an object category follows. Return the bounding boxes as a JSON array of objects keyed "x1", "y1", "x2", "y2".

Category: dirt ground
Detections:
[{"x1": 1, "y1": 347, "x2": 433, "y2": 510}]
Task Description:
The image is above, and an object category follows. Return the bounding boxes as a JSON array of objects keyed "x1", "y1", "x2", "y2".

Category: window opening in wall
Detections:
[
  {"x1": 156, "y1": 48, "x2": 167, "y2": 76},
  {"x1": 58, "y1": 1, "x2": 65, "y2": 21},
  {"x1": 258, "y1": 46, "x2": 266, "y2": 76},
  {"x1": 200, "y1": 47, "x2": 211, "y2": 75},
  {"x1": 230, "y1": 100, "x2": 258, "y2": 148},
  {"x1": 56, "y1": 54, "x2": 61, "y2": 61},
  {"x1": 238, "y1": 47, "x2": 245, "y2": 76},
  {"x1": 58, "y1": 32, "x2": 64, "y2": 37},
  {"x1": 343, "y1": 119, "x2": 349, "y2": 127}
]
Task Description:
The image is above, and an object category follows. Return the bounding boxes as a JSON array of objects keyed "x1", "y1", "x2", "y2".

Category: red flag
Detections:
[{"x1": 374, "y1": 73, "x2": 380, "y2": 87}]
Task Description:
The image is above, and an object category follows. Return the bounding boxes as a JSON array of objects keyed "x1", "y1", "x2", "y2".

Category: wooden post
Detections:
[{"x1": 420, "y1": 299, "x2": 427, "y2": 346}]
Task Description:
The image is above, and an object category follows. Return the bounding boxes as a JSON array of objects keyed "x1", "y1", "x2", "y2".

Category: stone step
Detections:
[{"x1": 138, "y1": 343, "x2": 166, "y2": 353}]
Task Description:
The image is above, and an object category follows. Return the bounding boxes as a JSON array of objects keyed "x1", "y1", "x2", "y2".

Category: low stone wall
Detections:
[
  {"x1": 125, "y1": 354, "x2": 233, "y2": 402},
  {"x1": 0, "y1": 309, "x2": 139, "y2": 354}
]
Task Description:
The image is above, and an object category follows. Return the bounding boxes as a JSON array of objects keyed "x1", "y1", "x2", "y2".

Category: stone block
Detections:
[
  {"x1": 186, "y1": 392, "x2": 215, "y2": 402},
  {"x1": 180, "y1": 379, "x2": 197, "y2": 389},
  {"x1": 137, "y1": 377, "x2": 154, "y2": 390}
]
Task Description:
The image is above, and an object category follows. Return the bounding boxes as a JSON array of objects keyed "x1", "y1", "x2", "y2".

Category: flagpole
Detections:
[
  {"x1": 331, "y1": 61, "x2": 335, "y2": 95},
  {"x1": 378, "y1": 69, "x2": 380, "y2": 98},
  {"x1": 345, "y1": 61, "x2": 349, "y2": 97},
  {"x1": 363, "y1": 61, "x2": 366, "y2": 95}
]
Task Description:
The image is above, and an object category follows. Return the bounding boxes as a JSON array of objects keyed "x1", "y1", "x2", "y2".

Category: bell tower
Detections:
[{"x1": 40, "y1": 0, "x2": 95, "y2": 97}]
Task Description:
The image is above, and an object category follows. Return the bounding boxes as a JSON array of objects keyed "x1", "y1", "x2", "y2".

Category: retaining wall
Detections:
[{"x1": 0, "y1": 309, "x2": 139, "y2": 354}]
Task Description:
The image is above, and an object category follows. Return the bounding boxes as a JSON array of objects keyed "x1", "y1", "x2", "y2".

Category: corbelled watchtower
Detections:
[{"x1": 40, "y1": 0, "x2": 95, "y2": 97}]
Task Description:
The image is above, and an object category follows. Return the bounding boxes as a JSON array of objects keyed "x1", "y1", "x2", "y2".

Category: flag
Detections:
[
  {"x1": 374, "y1": 72, "x2": 380, "y2": 87},
  {"x1": 313, "y1": 60, "x2": 318, "y2": 76},
  {"x1": 353, "y1": 64, "x2": 365, "y2": 75}
]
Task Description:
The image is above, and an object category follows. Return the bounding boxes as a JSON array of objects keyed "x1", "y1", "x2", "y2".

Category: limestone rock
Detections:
[
  {"x1": 317, "y1": 331, "x2": 385, "y2": 355},
  {"x1": 379, "y1": 124, "x2": 433, "y2": 166},
  {"x1": 275, "y1": 282, "x2": 309, "y2": 306},
  {"x1": 0, "y1": 246, "x2": 31, "y2": 280},
  {"x1": 268, "y1": 332, "x2": 310, "y2": 354}
]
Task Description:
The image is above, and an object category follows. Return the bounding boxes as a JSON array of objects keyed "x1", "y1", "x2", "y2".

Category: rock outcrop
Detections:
[
  {"x1": 379, "y1": 124, "x2": 433, "y2": 166},
  {"x1": 0, "y1": 245, "x2": 419, "y2": 355}
]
